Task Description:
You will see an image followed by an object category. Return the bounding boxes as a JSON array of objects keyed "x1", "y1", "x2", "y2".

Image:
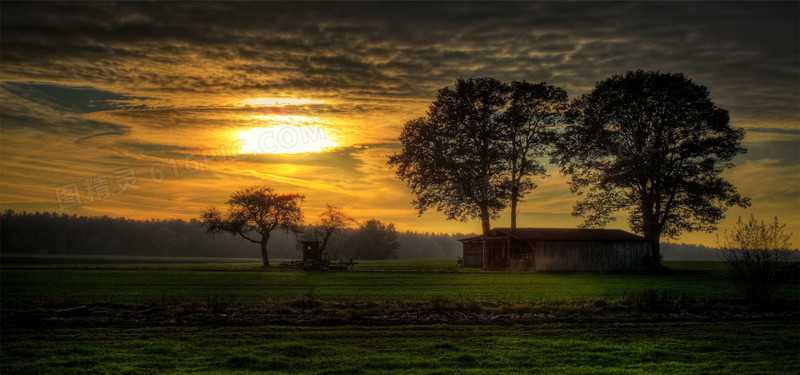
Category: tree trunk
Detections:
[
  {"x1": 260, "y1": 235, "x2": 270, "y2": 267},
  {"x1": 642, "y1": 224, "x2": 661, "y2": 269},
  {"x1": 648, "y1": 238, "x2": 661, "y2": 269},
  {"x1": 640, "y1": 197, "x2": 661, "y2": 269},
  {"x1": 510, "y1": 195, "x2": 518, "y2": 229},
  {"x1": 479, "y1": 204, "x2": 491, "y2": 235},
  {"x1": 320, "y1": 231, "x2": 332, "y2": 253}
]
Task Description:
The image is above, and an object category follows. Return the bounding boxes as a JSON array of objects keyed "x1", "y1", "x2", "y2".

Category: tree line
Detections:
[
  {"x1": 389, "y1": 71, "x2": 750, "y2": 268},
  {"x1": 3, "y1": 209, "x2": 772, "y2": 264},
  {"x1": 0, "y1": 210, "x2": 464, "y2": 260}
]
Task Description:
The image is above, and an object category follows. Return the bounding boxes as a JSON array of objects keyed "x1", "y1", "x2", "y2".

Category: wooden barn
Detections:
[{"x1": 459, "y1": 228, "x2": 651, "y2": 271}]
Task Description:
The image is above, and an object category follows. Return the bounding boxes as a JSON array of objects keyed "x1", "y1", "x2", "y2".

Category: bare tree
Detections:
[
  {"x1": 202, "y1": 186, "x2": 304, "y2": 267},
  {"x1": 719, "y1": 215, "x2": 798, "y2": 301},
  {"x1": 313, "y1": 204, "x2": 356, "y2": 253}
]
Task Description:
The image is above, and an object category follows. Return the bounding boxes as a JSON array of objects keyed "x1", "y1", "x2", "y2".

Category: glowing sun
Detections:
[{"x1": 237, "y1": 116, "x2": 337, "y2": 154}]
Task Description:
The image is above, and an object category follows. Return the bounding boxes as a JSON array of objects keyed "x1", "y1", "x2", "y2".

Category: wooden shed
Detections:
[
  {"x1": 459, "y1": 228, "x2": 651, "y2": 271},
  {"x1": 299, "y1": 241, "x2": 322, "y2": 261}
]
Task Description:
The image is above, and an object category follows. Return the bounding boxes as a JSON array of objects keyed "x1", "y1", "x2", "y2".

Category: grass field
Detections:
[
  {"x1": 2, "y1": 259, "x2": 797, "y2": 374},
  {"x1": 4, "y1": 260, "x2": 794, "y2": 308},
  {"x1": 3, "y1": 322, "x2": 798, "y2": 374}
]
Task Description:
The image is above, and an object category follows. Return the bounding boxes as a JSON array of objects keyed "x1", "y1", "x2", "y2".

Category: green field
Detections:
[
  {"x1": 4, "y1": 260, "x2": 793, "y2": 307},
  {"x1": 2, "y1": 259, "x2": 798, "y2": 374},
  {"x1": 3, "y1": 322, "x2": 798, "y2": 374}
]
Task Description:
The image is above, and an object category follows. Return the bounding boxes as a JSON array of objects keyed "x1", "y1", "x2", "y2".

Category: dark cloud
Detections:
[
  {"x1": 736, "y1": 139, "x2": 800, "y2": 168},
  {"x1": 0, "y1": 83, "x2": 131, "y2": 140},
  {"x1": 1, "y1": 2, "x2": 796, "y2": 117},
  {"x1": 2, "y1": 2, "x2": 796, "y2": 139},
  {"x1": 2, "y1": 82, "x2": 146, "y2": 113}
]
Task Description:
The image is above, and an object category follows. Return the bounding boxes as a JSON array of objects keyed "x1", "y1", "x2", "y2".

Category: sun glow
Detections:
[{"x1": 237, "y1": 116, "x2": 338, "y2": 154}]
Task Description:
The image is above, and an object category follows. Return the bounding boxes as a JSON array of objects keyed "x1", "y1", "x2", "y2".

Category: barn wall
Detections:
[
  {"x1": 484, "y1": 239, "x2": 508, "y2": 269},
  {"x1": 531, "y1": 241, "x2": 650, "y2": 271},
  {"x1": 506, "y1": 238, "x2": 534, "y2": 270},
  {"x1": 462, "y1": 242, "x2": 483, "y2": 268}
]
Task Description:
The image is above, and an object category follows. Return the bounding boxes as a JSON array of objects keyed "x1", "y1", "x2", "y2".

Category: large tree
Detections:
[
  {"x1": 500, "y1": 81, "x2": 568, "y2": 228},
  {"x1": 388, "y1": 77, "x2": 510, "y2": 235},
  {"x1": 202, "y1": 186, "x2": 304, "y2": 267},
  {"x1": 553, "y1": 70, "x2": 750, "y2": 268}
]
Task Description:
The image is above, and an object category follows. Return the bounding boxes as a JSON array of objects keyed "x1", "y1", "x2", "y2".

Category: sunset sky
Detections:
[{"x1": 1, "y1": 2, "x2": 798, "y2": 246}]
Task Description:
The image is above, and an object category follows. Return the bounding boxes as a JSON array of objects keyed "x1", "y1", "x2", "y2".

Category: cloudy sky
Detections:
[{"x1": 1, "y1": 2, "x2": 798, "y2": 246}]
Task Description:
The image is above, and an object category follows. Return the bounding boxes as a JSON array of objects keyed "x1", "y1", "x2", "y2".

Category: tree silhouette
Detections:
[
  {"x1": 347, "y1": 219, "x2": 400, "y2": 260},
  {"x1": 202, "y1": 186, "x2": 304, "y2": 267},
  {"x1": 389, "y1": 78, "x2": 567, "y2": 234},
  {"x1": 314, "y1": 204, "x2": 356, "y2": 253},
  {"x1": 499, "y1": 81, "x2": 567, "y2": 228},
  {"x1": 388, "y1": 77, "x2": 510, "y2": 235},
  {"x1": 553, "y1": 70, "x2": 749, "y2": 268}
]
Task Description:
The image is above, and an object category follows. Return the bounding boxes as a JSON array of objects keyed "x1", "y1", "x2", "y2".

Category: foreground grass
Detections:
[
  {"x1": 2, "y1": 260, "x2": 797, "y2": 374},
  {"x1": 3, "y1": 321, "x2": 797, "y2": 374},
  {"x1": 5, "y1": 260, "x2": 794, "y2": 307}
]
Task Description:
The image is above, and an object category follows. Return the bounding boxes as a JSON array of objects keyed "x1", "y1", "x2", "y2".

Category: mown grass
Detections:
[
  {"x1": 4, "y1": 260, "x2": 790, "y2": 308},
  {"x1": 2, "y1": 321, "x2": 797, "y2": 374}
]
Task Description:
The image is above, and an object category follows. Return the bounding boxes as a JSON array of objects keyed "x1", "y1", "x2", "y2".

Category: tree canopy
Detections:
[
  {"x1": 553, "y1": 70, "x2": 750, "y2": 267},
  {"x1": 346, "y1": 219, "x2": 400, "y2": 260},
  {"x1": 389, "y1": 77, "x2": 564, "y2": 234},
  {"x1": 202, "y1": 186, "x2": 304, "y2": 266},
  {"x1": 500, "y1": 81, "x2": 568, "y2": 228}
]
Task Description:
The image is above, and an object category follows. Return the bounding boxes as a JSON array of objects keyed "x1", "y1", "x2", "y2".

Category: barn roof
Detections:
[{"x1": 459, "y1": 228, "x2": 648, "y2": 242}]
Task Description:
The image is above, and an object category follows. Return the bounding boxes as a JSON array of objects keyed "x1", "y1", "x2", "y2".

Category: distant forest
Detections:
[
  {"x1": 0, "y1": 211, "x2": 464, "y2": 260},
  {"x1": 0, "y1": 211, "x2": 721, "y2": 261}
]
